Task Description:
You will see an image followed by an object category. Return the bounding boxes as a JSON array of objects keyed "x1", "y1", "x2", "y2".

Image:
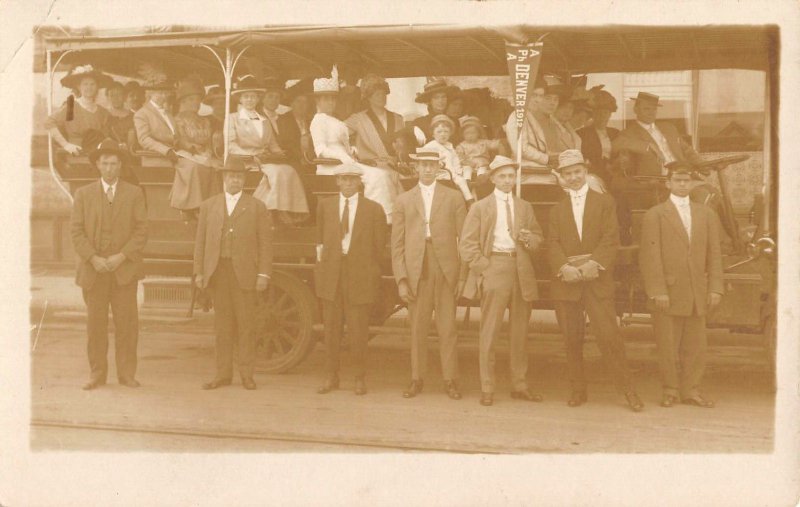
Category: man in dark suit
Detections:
[
  {"x1": 70, "y1": 138, "x2": 148, "y2": 390},
  {"x1": 639, "y1": 163, "x2": 724, "y2": 408},
  {"x1": 548, "y1": 150, "x2": 643, "y2": 412},
  {"x1": 315, "y1": 164, "x2": 388, "y2": 395},
  {"x1": 391, "y1": 149, "x2": 467, "y2": 400},
  {"x1": 194, "y1": 157, "x2": 273, "y2": 390},
  {"x1": 459, "y1": 156, "x2": 544, "y2": 407}
]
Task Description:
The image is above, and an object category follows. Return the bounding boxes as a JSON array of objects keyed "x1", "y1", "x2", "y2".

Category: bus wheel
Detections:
[{"x1": 252, "y1": 271, "x2": 318, "y2": 373}]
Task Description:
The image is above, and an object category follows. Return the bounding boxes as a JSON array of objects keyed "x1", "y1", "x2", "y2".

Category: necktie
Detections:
[
  {"x1": 106, "y1": 186, "x2": 114, "y2": 204},
  {"x1": 505, "y1": 196, "x2": 514, "y2": 236},
  {"x1": 341, "y1": 198, "x2": 350, "y2": 239}
]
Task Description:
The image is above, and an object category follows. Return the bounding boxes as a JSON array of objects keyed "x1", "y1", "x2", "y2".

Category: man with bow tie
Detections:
[
  {"x1": 194, "y1": 157, "x2": 272, "y2": 391},
  {"x1": 70, "y1": 139, "x2": 148, "y2": 390},
  {"x1": 548, "y1": 150, "x2": 643, "y2": 412},
  {"x1": 639, "y1": 162, "x2": 724, "y2": 409}
]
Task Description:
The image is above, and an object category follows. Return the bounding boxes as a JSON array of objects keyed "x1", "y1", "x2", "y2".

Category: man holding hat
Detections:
[
  {"x1": 548, "y1": 149, "x2": 644, "y2": 412},
  {"x1": 134, "y1": 77, "x2": 179, "y2": 162},
  {"x1": 70, "y1": 138, "x2": 148, "y2": 390},
  {"x1": 391, "y1": 148, "x2": 467, "y2": 400},
  {"x1": 194, "y1": 156, "x2": 273, "y2": 391},
  {"x1": 639, "y1": 161, "x2": 723, "y2": 409},
  {"x1": 315, "y1": 164, "x2": 388, "y2": 396},
  {"x1": 459, "y1": 155, "x2": 544, "y2": 406}
]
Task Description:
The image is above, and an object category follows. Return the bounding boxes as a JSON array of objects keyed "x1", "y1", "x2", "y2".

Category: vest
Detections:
[
  {"x1": 220, "y1": 207, "x2": 234, "y2": 258},
  {"x1": 99, "y1": 192, "x2": 115, "y2": 255}
]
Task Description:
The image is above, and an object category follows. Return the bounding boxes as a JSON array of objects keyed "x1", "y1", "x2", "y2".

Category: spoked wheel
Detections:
[{"x1": 251, "y1": 271, "x2": 319, "y2": 373}]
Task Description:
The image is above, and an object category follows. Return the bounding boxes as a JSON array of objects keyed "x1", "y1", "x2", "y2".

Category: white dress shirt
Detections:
[
  {"x1": 149, "y1": 100, "x2": 175, "y2": 134},
  {"x1": 339, "y1": 192, "x2": 359, "y2": 254},
  {"x1": 225, "y1": 191, "x2": 242, "y2": 216},
  {"x1": 419, "y1": 181, "x2": 436, "y2": 239},
  {"x1": 492, "y1": 188, "x2": 516, "y2": 252},
  {"x1": 101, "y1": 179, "x2": 117, "y2": 203},
  {"x1": 637, "y1": 120, "x2": 676, "y2": 169},
  {"x1": 568, "y1": 183, "x2": 589, "y2": 241},
  {"x1": 239, "y1": 107, "x2": 264, "y2": 138},
  {"x1": 669, "y1": 193, "x2": 692, "y2": 238}
]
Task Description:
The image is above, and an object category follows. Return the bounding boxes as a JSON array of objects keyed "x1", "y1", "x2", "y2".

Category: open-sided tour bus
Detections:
[{"x1": 38, "y1": 24, "x2": 778, "y2": 376}]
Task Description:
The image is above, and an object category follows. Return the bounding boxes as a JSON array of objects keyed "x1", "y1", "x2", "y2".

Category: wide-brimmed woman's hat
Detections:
[
  {"x1": 430, "y1": 114, "x2": 456, "y2": 131},
  {"x1": 313, "y1": 66, "x2": 340, "y2": 95},
  {"x1": 592, "y1": 89, "x2": 618, "y2": 112},
  {"x1": 232, "y1": 75, "x2": 266, "y2": 95},
  {"x1": 414, "y1": 78, "x2": 460, "y2": 104},
  {"x1": 263, "y1": 77, "x2": 285, "y2": 94},
  {"x1": 281, "y1": 79, "x2": 313, "y2": 106},
  {"x1": 175, "y1": 76, "x2": 206, "y2": 103},
  {"x1": 60, "y1": 64, "x2": 113, "y2": 89},
  {"x1": 360, "y1": 74, "x2": 390, "y2": 99},
  {"x1": 202, "y1": 84, "x2": 225, "y2": 105}
]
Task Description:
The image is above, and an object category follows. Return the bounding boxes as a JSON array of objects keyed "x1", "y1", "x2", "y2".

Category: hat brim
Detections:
[
  {"x1": 488, "y1": 163, "x2": 518, "y2": 174},
  {"x1": 408, "y1": 155, "x2": 442, "y2": 162},
  {"x1": 556, "y1": 161, "x2": 587, "y2": 172},
  {"x1": 629, "y1": 97, "x2": 662, "y2": 106},
  {"x1": 414, "y1": 85, "x2": 460, "y2": 104},
  {"x1": 61, "y1": 71, "x2": 113, "y2": 90},
  {"x1": 231, "y1": 88, "x2": 266, "y2": 95}
]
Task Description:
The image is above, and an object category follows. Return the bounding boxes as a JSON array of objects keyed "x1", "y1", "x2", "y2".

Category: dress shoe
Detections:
[
  {"x1": 202, "y1": 378, "x2": 232, "y2": 390},
  {"x1": 480, "y1": 392, "x2": 493, "y2": 406},
  {"x1": 317, "y1": 377, "x2": 340, "y2": 394},
  {"x1": 82, "y1": 379, "x2": 105, "y2": 390},
  {"x1": 118, "y1": 378, "x2": 140, "y2": 388},
  {"x1": 403, "y1": 379, "x2": 424, "y2": 398},
  {"x1": 567, "y1": 391, "x2": 588, "y2": 407},
  {"x1": 354, "y1": 378, "x2": 367, "y2": 396},
  {"x1": 444, "y1": 380, "x2": 462, "y2": 400},
  {"x1": 510, "y1": 389, "x2": 543, "y2": 402},
  {"x1": 625, "y1": 391, "x2": 644, "y2": 412},
  {"x1": 682, "y1": 394, "x2": 715, "y2": 408},
  {"x1": 242, "y1": 378, "x2": 257, "y2": 390},
  {"x1": 660, "y1": 394, "x2": 679, "y2": 408}
]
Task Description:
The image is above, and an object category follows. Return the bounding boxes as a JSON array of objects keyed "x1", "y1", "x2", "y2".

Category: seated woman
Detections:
[
  {"x1": 171, "y1": 76, "x2": 217, "y2": 221},
  {"x1": 419, "y1": 114, "x2": 473, "y2": 203},
  {"x1": 412, "y1": 78, "x2": 461, "y2": 142},
  {"x1": 309, "y1": 66, "x2": 399, "y2": 223},
  {"x1": 46, "y1": 65, "x2": 113, "y2": 155},
  {"x1": 228, "y1": 75, "x2": 309, "y2": 225},
  {"x1": 109, "y1": 83, "x2": 144, "y2": 149},
  {"x1": 276, "y1": 79, "x2": 315, "y2": 175}
]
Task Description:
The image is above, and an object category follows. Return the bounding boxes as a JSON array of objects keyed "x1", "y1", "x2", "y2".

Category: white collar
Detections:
[
  {"x1": 340, "y1": 192, "x2": 358, "y2": 203},
  {"x1": 493, "y1": 188, "x2": 512, "y2": 202},
  {"x1": 418, "y1": 181, "x2": 437, "y2": 192},
  {"x1": 149, "y1": 100, "x2": 167, "y2": 112},
  {"x1": 637, "y1": 120, "x2": 656, "y2": 130},
  {"x1": 238, "y1": 107, "x2": 263, "y2": 120},
  {"x1": 101, "y1": 179, "x2": 117, "y2": 193},
  {"x1": 225, "y1": 191, "x2": 242, "y2": 200},
  {"x1": 568, "y1": 183, "x2": 589, "y2": 199},
  {"x1": 670, "y1": 193, "x2": 691, "y2": 207}
]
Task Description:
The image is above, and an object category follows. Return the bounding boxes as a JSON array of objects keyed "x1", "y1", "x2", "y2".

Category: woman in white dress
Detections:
[
  {"x1": 227, "y1": 75, "x2": 309, "y2": 225},
  {"x1": 309, "y1": 66, "x2": 399, "y2": 223}
]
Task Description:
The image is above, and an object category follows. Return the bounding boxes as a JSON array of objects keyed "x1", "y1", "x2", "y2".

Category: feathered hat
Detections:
[{"x1": 313, "y1": 66, "x2": 340, "y2": 95}]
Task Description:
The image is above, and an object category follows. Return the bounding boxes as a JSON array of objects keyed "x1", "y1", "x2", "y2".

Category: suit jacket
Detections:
[
  {"x1": 276, "y1": 112, "x2": 316, "y2": 174},
  {"x1": 70, "y1": 180, "x2": 148, "y2": 289},
  {"x1": 548, "y1": 190, "x2": 619, "y2": 301},
  {"x1": 577, "y1": 126, "x2": 619, "y2": 184},
  {"x1": 133, "y1": 102, "x2": 177, "y2": 155},
  {"x1": 391, "y1": 183, "x2": 466, "y2": 293},
  {"x1": 612, "y1": 121, "x2": 703, "y2": 177},
  {"x1": 228, "y1": 111, "x2": 283, "y2": 157},
  {"x1": 639, "y1": 199, "x2": 724, "y2": 316},
  {"x1": 458, "y1": 193, "x2": 543, "y2": 301},
  {"x1": 193, "y1": 193, "x2": 273, "y2": 290},
  {"x1": 315, "y1": 194, "x2": 387, "y2": 304}
]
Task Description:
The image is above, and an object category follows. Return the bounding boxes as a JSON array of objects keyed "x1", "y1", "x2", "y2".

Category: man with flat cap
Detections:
[
  {"x1": 548, "y1": 149, "x2": 644, "y2": 412},
  {"x1": 70, "y1": 138, "x2": 148, "y2": 390},
  {"x1": 392, "y1": 148, "x2": 467, "y2": 400},
  {"x1": 459, "y1": 155, "x2": 544, "y2": 406},
  {"x1": 194, "y1": 156, "x2": 272, "y2": 391},
  {"x1": 315, "y1": 163, "x2": 388, "y2": 396},
  {"x1": 639, "y1": 161, "x2": 723, "y2": 409}
]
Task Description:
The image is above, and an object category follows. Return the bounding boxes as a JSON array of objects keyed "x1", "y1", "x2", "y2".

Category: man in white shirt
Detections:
[
  {"x1": 459, "y1": 156, "x2": 544, "y2": 406},
  {"x1": 391, "y1": 149, "x2": 467, "y2": 400}
]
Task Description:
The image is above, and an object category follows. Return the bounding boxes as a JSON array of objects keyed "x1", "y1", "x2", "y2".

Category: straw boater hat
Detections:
[
  {"x1": 414, "y1": 78, "x2": 460, "y2": 104},
  {"x1": 331, "y1": 163, "x2": 364, "y2": 177},
  {"x1": 60, "y1": 64, "x2": 113, "y2": 89},
  {"x1": 458, "y1": 115, "x2": 485, "y2": 136},
  {"x1": 556, "y1": 149, "x2": 587, "y2": 172},
  {"x1": 202, "y1": 84, "x2": 225, "y2": 105},
  {"x1": 313, "y1": 66, "x2": 340, "y2": 95},
  {"x1": 408, "y1": 147, "x2": 443, "y2": 162},
  {"x1": 430, "y1": 114, "x2": 456, "y2": 131},
  {"x1": 487, "y1": 155, "x2": 518, "y2": 176},
  {"x1": 231, "y1": 75, "x2": 266, "y2": 95},
  {"x1": 360, "y1": 74, "x2": 390, "y2": 99},
  {"x1": 630, "y1": 91, "x2": 663, "y2": 107}
]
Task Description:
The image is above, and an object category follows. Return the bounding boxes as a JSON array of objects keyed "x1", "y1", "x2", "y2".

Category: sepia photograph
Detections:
[{"x1": 3, "y1": 0, "x2": 799, "y2": 505}]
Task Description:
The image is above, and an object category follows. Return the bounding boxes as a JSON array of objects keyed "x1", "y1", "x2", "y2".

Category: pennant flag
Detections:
[{"x1": 505, "y1": 41, "x2": 544, "y2": 131}]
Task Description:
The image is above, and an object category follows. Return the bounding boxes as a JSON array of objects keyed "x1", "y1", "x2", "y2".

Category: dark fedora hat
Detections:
[
  {"x1": 218, "y1": 156, "x2": 250, "y2": 173},
  {"x1": 630, "y1": 91, "x2": 663, "y2": 107},
  {"x1": 85, "y1": 136, "x2": 126, "y2": 164}
]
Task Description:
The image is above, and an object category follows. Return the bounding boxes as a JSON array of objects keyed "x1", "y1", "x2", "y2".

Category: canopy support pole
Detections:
[
  {"x1": 46, "y1": 49, "x2": 75, "y2": 203},
  {"x1": 761, "y1": 67, "x2": 772, "y2": 239}
]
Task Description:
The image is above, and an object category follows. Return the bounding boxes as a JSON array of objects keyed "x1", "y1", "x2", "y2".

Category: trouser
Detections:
[
  {"x1": 82, "y1": 272, "x2": 139, "y2": 382},
  {"x1": 478, "y1": 255, "x2": 531, "y2": 393},
  {"x1": 210, "y1": 259, "x2": 257, "y2": 380},
  {"x1": 408, "y1": 241, "x2": 459, "y2": 382},
  {"x1": 554, "y1": 293, "x2": 633, "y2": 394},
  {"x1": 322, "y1": 260, "x2": 369, "y2": 379},
  {"x1": 653, "y1": 307, "x2": 707, "y2": 398}
]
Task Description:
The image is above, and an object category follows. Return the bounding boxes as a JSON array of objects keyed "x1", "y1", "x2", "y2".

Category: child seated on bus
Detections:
[
  {"x1": 456, "y1": 115, "x2": 506, "y2": 181},
  {"x1": 420, "y1": 114, "x2": 474, "y2": 204}
]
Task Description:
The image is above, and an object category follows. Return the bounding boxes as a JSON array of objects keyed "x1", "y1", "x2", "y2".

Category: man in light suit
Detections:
[
  {"x1": 548, "y1": 150, "x2": 644, "y2": 412},
  {"x1": 639, "y1": 162, "x2": 724, "y2": 408},
  {"x1": 133, "y1": 80, "x2": 179, "y2": 162},
  {"x1": 194, "y1": 157, "x2": 272, "y2": 390},
  {"x1": 70, "y1": 138, "x2": 148, "y2": 390},
  {"x1": 315, "y1": 164, "x2": 388, "y2": 396},
  {"x1": 459, "y1": 155, "x2": 544, "y2": 406},
  {"x1": 392, "y1": 149, "x2": 467, "y2": 400}
]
